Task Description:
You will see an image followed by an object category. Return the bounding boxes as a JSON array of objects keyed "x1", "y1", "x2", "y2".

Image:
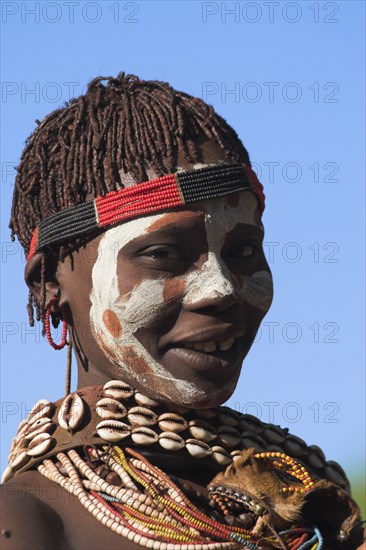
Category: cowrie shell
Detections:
[
  {"x1": 307, "y1": 452, "x2": 325, "y2": 470},
  {"x1": 27, "y1": 400, "x2": 54, "y2": 426},
  {"x1": 27, "y1": 433, "x2": 55, "y2": 457},
  {"x1": 158, "y1": 413, "x2": 188, "y2": 433},
  {"x1": 158, "y1": 432, "x2": 185, "y2": 451},
  {"x1": 185, "y1": 439, "x2": 212, "y2": 459},
  {"x1": 134, "y1": 392, "x2": 160, "y2": 407},
  {"x1": 58, "y1": 394, "x2": 85, "y2": 431},
  {"x1": 216, "y1": 426, "x2": 241, "y2": 448},
  {"x1": 26, "y1": 416, "x2": 51, "y2": 430},
  {"x1": 1, "y1": 466, "x2": 14, "y2": 484},
  {"x1": 217, "y1": 407, "x2": 240, "y2": 427},
  {"x1": 96, "y1": 398, "x2": 127, "y2": 420},
  {"x1": 265, "y1": 444, "x2": 283, "y2": 453},
  {"x1": 230, "y1": 450, "x2": 243, "y2": 462},
  {"x1": 96, "y1": 420, "x2": 131, "y2": 442},
  {"x1": 308, "y1": 444, "x2": 325, "y2": 462},
  {"x1": 7, "y1": 448, "x2": 17, "y2": 464},
  {"x1": 24, "y1": 418, "x2": 55, "y2": 441},
  {"x1": 127, "y1": 406, "x2": 157, "y2": 427},
  {"x1": 188, "y1": 419, "x2": 217, "y2": 442},
  {"x1": 10, "y1": 434, "x2": 25, "y2": 452},
  {"x1": 9, "y1": 450, "x2": 30, "y2": 470},
  {"x1": 211, "y1": 445, "x2": 232, "y2": 466},
  {"x1": 131, "y1": 427, "x2": 158, "y2": 446},
  {"x1": 103, "y1": 380, "x2": 134, "y2": 399},
  {"x1": 262, "y1": 426, "x2": 286, "y2": 444},
  {"x1": 241, "y1": 435, "x2": 266, "y2": 452},
  {"x1": 14, "y1": 419, "x2": 29, "y2": 439},
  {"x1": 194, "y1": 408, "x2": 218, "y2": 419},
  {"x1": 239, "y1": 415, "x2": 263, "y2": 433},
  {"x1": 217, "y1": 433, "x2": 241, "y2": 449},
  {"x1": 324, "y1": 464, "x2": 347, "y2": 487},
  {"x1": 18, "y1": 419, "x2": 28, "y2": 429},
  {"x1": 284, "y1": 434, "x2": 306, "y2": 455},
  {"x1": 166, "y1": 403, "x2": 190, "y2": 415}
]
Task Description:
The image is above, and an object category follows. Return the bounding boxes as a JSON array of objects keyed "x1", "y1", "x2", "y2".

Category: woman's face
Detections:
[
  {"x1": 54, "y1": 142, "x2": 273, "y2": 408},
  {"x1": 62, "y1": 189, "x2": 271, "y2": 408}
]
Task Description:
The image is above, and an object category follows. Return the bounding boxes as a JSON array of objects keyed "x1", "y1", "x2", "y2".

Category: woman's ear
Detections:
[{"x1": 24, "y1": 252, "x2": 60, "y2": 308}]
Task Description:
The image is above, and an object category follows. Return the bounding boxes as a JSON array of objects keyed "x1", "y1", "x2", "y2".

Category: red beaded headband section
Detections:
[{"x1": 27, "y1": 163, "x2": 265, "y2": 260}]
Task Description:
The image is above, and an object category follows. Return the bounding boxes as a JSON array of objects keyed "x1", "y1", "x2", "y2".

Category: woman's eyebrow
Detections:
[
  {"x1": 146, "y1": 211, "x2": 205, "y2": 234},
  {"x1": 148, "y1": 221, "x2": 203, "y2": 236},
  {"x1": 117, "y1": 218, "x2": 205, "y2": 252}
]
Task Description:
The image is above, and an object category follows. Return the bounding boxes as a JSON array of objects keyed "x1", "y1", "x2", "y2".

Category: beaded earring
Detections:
[
  {"x1": 44, "y1": 296, "x2": 68, "y2": 350},
  {"x1": 44, "y1": 295, "x2": 73, "y2": 396}
]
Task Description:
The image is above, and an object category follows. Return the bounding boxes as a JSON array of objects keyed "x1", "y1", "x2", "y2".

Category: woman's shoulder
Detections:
[
  {"x1": 0, "y1": 470, "x2": 148, "y2": 550},
  {"x1": 0, "y1": 470, "x2": 67, "y2": 550}
]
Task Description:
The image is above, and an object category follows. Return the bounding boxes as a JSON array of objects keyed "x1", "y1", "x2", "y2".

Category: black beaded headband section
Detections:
[{"x1": 27, "y1": 163, "x2": 265, "y2": 260}]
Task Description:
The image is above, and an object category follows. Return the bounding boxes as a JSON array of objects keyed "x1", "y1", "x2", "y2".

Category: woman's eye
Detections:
[
  {"x1": 140, "y1": 246, "x2": 185, "y2": 261},
  {"x1": 231, "y1": 244, "x2": 257, "y2": 259}
]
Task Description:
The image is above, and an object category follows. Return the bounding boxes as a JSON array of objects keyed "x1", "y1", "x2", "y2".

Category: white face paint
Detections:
[
  {"x1": 182, "y1": 193, "x2": 273, "y2": 311},
  {"x1": 90, "y1": 213, "x2": 205, "y2": 403},
  {"x1": 90, "y1": 191, "x2": 273, "y2": 405}
]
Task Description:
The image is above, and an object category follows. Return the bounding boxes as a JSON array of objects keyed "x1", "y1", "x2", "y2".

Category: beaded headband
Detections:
[{"x1": 27, "y1": 163, "x2": 265, "y2": 260}]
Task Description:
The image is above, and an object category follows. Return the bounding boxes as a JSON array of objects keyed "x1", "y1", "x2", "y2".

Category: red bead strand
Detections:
[{"x1": 44, "y1": 297, "x2": 68, "y2": 350}]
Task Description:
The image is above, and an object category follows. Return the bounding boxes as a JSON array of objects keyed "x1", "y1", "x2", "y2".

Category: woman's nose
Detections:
[{"x1": 182, "y1": 253, "x2": 241, "y2": 311}]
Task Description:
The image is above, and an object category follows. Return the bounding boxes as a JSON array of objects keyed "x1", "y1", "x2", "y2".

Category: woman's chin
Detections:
[
  {"x1": 100, "y1": 345, "x2": 243, "y2": 409},
  {"x1": 155, "y1": 376, "x2": 239, "y2": 410}
]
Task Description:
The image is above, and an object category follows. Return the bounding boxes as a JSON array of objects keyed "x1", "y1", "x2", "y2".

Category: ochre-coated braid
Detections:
[
  {"x1": 12, "y1": 71, "x2": 256, "y2": 323},
  {"x1": 10, "y1": 72, "x2": 250, "y2": 259}
]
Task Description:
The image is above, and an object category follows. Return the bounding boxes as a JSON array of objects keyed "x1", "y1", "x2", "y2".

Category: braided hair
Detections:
[{"x1": 9, "y1": 72, "x2": 251, "y2": 325}]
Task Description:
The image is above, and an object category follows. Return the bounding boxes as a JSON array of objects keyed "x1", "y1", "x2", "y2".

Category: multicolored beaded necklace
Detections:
[
  {"x1": 4, "y1": 380, "x2": 345, "y2": 549},
  {"x1": 38, "y1": 444, "x2": 323, "y2": 550}
]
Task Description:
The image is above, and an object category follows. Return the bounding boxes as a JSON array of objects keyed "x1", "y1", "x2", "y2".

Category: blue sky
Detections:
[{"x1": 1, "y1": 1, "x2": 365, "y2": 501}]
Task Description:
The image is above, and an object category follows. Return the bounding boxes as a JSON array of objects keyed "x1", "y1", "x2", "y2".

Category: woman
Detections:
[{"x1": 1, "y1": 73, "x2": 363, "y2": 549}]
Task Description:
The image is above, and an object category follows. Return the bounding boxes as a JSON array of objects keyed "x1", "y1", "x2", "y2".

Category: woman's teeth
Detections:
[{"x1": 183, "y1": 338, "x2": 235, "y2": 353}]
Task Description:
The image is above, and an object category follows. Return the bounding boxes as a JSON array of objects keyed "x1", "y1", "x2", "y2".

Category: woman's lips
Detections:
[
  {"x1": 160, "y1": 323, "x2": 246, "y2": 351},
  {"x1": 163, "y1": 336, "x2": 244, "y2": 373},
  {"x1": 180, "y1": 338, "x2": 235, "y2": 352}
]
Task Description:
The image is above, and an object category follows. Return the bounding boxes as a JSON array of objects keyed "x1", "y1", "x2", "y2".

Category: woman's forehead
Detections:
[
  {"x1": 97, "y1": 191, "x2": 262, "y2": 253},
  {"x1": 185, "y1": 191, "x2": 260, "y2": 223},
  {"x1": 146, "y1": 192, "x2": 261, "y2": 233},
  {"x1": 147, "y1": 191, "x2": 262, "y2": 233}
]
